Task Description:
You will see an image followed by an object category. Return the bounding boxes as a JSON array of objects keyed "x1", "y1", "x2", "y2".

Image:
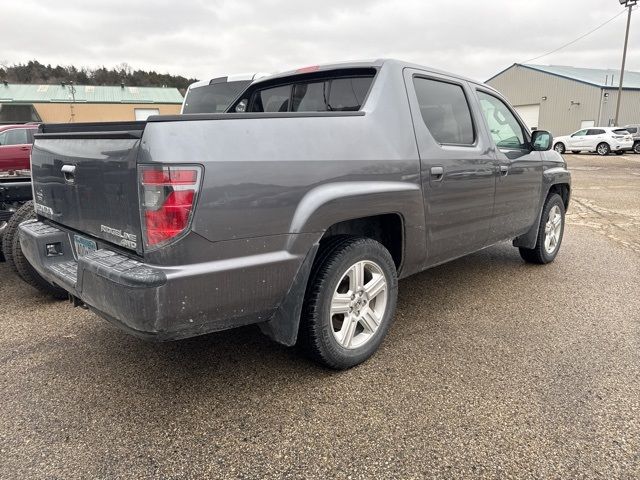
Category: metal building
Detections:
[
  {"x1": 0, "y1": 83, "x2": 183, "y2": 124},
  {"x1": 486, "y1": 64, "x2": 640, "y2": 136}
]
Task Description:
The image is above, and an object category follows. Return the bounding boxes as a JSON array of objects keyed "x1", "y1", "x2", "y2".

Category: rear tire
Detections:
[
  {"x1": 297, "y1": 236, "x2": 398, "y2": 369},
  {"x1": 596, "y1": 142, "x2": 610, "y2": 156},
  {"x1": 2, "y1": 201, "x2": 67, "y2": 300},
  {"x1": 554, "y1": 143, "x2": 565, "y2": 154},
  {"x1": 519, "y1": 193, "x2": 565, "y2": 265},
  {"x1": 634, "y1": 142, "x2": 640, "y2": 154}
]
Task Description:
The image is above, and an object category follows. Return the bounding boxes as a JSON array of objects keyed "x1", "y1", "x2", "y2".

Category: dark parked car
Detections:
[{"x1": 20, "y1": 59, "x2": 570, "y2": 369}]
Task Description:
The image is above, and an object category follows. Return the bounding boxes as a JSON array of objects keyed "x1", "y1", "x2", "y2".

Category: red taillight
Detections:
[{"x1": 139, "y1": 165, "x2": 201, "y2": 249}]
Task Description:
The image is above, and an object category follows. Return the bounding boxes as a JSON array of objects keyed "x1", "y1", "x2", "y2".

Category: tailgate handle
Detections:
[{"x1": 61, "y1": 164, "x2": 76, "y2": 183}]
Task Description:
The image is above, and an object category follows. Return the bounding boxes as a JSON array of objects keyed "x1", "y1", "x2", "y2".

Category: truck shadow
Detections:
[
  {"x1": 28, "y1": 241, "x2": 548, "y2": 419},
  {"x1": 36, "y1": 245, "x2": 535, "y2": 392}
]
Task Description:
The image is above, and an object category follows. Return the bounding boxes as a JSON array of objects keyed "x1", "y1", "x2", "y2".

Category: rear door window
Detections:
[
  {"x1": 0, "y1": 128, "x2": 29, "y2": 146},
  {"x1": 587, "y1": 129, "x2": 605, "y2": 135},
  {"x1": 412, "y1": 77, "x2": 475, "y2": 145}
]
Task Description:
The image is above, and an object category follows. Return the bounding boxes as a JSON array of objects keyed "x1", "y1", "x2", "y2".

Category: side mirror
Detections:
[{"x1": 531, "y1": 130, "x2": 552, "y2": 151}]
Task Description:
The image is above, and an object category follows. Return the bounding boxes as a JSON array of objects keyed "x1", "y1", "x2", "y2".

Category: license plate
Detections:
[{"x1": 74, "y1": 235, "x2": 97, "y2": 258}]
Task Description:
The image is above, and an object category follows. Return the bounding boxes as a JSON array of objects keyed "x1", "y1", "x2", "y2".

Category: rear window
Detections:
[
  {"x1": 625, "y1": 126, "x2": 637, "y2": 133},
  {"x1": 613, "y1": 128, "x2": 630, "y2": 135},
  {"x1": 182, "y1": 80, "x2": 251, "y2": 114},
  {"x1": 246, "y1": 70, "x2": 375, "y2": 113}
]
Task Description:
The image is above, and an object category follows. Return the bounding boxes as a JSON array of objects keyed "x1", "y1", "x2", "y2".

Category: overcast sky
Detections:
[{"x1": 2, "y1": 0, "x2": 639, "y2": 82}]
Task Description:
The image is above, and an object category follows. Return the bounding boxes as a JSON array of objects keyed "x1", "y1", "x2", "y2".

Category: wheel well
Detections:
[
  {"x1": 321, "y1": 214, "x2": 404, "y2": 270},
  {"x1": 548, "y1": 183, "x2": 570, "y2": 209}
]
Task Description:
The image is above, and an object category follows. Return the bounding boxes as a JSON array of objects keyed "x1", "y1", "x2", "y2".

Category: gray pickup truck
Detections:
[{"x1": 20, "y1": 59, "x2": 570, "y2": 369}]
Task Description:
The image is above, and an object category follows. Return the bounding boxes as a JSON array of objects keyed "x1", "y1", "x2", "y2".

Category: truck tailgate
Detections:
[{"x1": 31, "y1": 122, "x2": 145, "y2": 253}]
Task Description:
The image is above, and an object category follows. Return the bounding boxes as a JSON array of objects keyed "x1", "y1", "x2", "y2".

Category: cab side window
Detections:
[
  {"x1": 477, "y1": 91, "x2": 525, "y2": 149},
  {"x1": 413, "y1": 77, "x2": 475, "y2": 145},
  {"x1": 572, "y1": 129, "x2": 587, "y2": 137},
  {"x1": 586, "y1": 129, "x2": 605, "y2": 135}
]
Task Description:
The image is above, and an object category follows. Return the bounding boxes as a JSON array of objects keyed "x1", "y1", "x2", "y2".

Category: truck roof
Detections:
[{"x1": 251, "y1": 58, "x2": 488, "y2": 89}]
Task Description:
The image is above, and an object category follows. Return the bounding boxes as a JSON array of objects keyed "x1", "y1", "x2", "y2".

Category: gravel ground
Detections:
[{"x1": 1, "y1": 154, "x2": 639, "y2": 479}]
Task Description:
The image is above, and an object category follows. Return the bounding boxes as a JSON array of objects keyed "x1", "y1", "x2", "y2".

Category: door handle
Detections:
[
  {"x1": 61, "y1": 164, "x2": 76, "y2": 183},
  {"x1": 499, "y1": 165, "x2": 509, "y2": 176},
  {"x1": 430, "y1": 166, "x2": 444, "y2": 181},
  {"x1": 19, "y1": 146, "x2": 30, "y2": 151}
]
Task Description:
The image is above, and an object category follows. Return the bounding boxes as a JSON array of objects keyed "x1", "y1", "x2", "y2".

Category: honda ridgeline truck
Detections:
[{"x1": 20, "y1": 59, "x2": 570, "y2": 369}]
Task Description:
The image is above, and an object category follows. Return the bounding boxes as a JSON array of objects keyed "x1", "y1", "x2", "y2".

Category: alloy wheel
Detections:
[
  {"x1": 544, "y1": 205, "x2": 562, "y2": 255},
  {"x1": 330, "y1": 260, "x2": 388, "y2": 349}
]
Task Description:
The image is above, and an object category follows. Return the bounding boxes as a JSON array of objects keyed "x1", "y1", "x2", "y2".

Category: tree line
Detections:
[{"x1": 0, "y1": 60, "x2": 197, "y2": 91}]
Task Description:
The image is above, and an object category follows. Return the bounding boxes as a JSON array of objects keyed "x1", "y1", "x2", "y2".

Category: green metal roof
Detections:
[
  {"x1": 0, "y1": 84, "x2": 184, "y2": 104},
  {"x1": 488, "y1": 63, "x2": 640, "y2": 90}
]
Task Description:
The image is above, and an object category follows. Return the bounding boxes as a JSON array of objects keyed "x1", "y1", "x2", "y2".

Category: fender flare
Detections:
[
  {"x1": 260, "y1": 181, "x2": 425, "y2": 346},
  {"x1": 513, "y1": 167, "x2": 571, "y2": 249}
]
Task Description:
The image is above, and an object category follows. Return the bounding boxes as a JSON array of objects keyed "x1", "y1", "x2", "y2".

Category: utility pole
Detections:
[{"x1": 614, "y1": 0, "x2": 636, "y2": 126}]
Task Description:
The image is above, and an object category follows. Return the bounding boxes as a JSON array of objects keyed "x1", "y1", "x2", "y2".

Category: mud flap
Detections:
[{"x1": 259, "y1": 243, "x2": 319, "y2": 346}]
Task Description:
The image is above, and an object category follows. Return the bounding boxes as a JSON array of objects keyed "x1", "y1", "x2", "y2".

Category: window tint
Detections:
[
  {"x1": 248, "y1": 74, "x2": 374, "y2": 113},
  {"x1": 625, "y1": 127, "x2": 637, "y2": 133},
  {"x1": 253, "y1": 85, "x2": 291, "y2": 112},
  {"x1": 292, "y1": 82, "x2": 327, "y2": 111},
  {"x1": 477, "y1": 91, "x2": 525, "y2": 149},
  {"x1": 182, "y1": 80, "x2": 251, "y2": 114},
  {"x1": 586, "y1": 129, "x2": 605, "y2": 135},
  {"x1": 413, "y1": 77, "x2": 474, "y2": 145},
  {"x1": 0, "y1": 128, "x2": 29, "y2": 146},
  {"x1": 613, "y1": 128, "x2": 629, "y2": 135},
  {"x1": 327, "y1": 77, "x2": 371, "y2": 111}
]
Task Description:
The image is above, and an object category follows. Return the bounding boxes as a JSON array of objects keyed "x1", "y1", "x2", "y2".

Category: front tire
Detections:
[
  {"x1": 596, "y1": 142, "x2": 610, "y2": 156},
  {"x1": 519, "y1": 193, "x2": 565, "y2": 264},
  {"x1": 298, "y1": 236, "x2": 398, "y2": 369},
  {"x1": 2, "y1": 201, "x2": 67, "y2": 300},
  {"x1": 634, "y1": 142, "x2": 640, "y2": 154},
  {"x1": 554, "y1": 143, "x2": 566, "y2": 154}
]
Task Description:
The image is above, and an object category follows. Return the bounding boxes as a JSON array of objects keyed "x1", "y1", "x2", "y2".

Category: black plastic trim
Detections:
[{"x1": 147, "y1": 111, "x2": 366, "y2": 122}]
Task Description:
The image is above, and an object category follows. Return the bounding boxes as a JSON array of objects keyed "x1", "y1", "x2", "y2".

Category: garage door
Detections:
[
  {"x1": 514, "y1": 104, "x2": 540, "y2": 131},
  {"x1": 134, "y1": 108, "x2": 160, "y2": 121}
]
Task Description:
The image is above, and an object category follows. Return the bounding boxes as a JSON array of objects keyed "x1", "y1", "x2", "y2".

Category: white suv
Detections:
[
  {"x1": 181, "y1": 73, "x2": 270, "y2": 114},
  {"x1": 553, "y1": 127, "x2": 634, "y2": 156}
]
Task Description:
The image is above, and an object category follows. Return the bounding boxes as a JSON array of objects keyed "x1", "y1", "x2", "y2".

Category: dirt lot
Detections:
[{"x1": 1, "y1": 154, "x2": 638, "y2": 479}]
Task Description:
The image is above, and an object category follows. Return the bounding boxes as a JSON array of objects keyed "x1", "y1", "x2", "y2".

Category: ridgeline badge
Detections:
[{"x1": 100, "y1": 224, "x2": 137, "y2": 249}]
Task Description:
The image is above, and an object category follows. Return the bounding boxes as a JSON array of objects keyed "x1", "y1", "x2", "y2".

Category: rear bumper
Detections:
[
  {"x1": 610, "y1": 140, "x2": 634, "y2": 151},
  {"x1": 19, "y1": 220, "x2": 305, "y2": 341}
]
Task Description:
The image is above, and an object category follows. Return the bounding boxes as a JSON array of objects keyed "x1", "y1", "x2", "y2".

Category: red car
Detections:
[{"x1": 0, "y1": 124, "x2": 39, "y2": 172}]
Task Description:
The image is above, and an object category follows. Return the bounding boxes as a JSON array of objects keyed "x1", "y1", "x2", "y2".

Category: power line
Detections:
[{"x1": 521, "y1": 8, "x2": 630, "y2": 64}]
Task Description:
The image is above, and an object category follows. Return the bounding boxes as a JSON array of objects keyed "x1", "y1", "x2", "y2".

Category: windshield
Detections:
[{"x1": 182, "y1": 80, "x2": 252, "y2": 114}]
